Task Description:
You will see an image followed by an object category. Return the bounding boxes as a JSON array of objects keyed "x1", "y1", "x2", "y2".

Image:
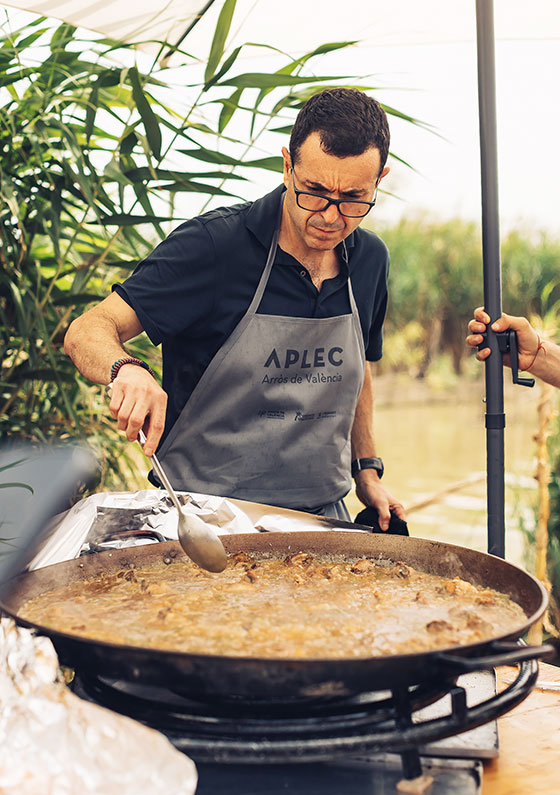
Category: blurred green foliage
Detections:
[{"x1": 375, "y1": 216, "x2": 560, "y2": 377}]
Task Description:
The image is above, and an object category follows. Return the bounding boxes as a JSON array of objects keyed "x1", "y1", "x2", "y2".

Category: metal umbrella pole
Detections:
[{"x1": 475, "y1": 0, "x2": 505, "y2": 558}]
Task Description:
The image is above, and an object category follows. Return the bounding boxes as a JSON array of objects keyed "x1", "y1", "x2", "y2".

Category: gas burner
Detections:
[
  {"x1": 195, "y1": 757, "x2": 483, "y2": 795},
  {"x1": 71, "y1": 657, "x2": 537, "y2": 778},
  {"x1": 73, "y1": 671, "x2": 453, "y2": 739}
]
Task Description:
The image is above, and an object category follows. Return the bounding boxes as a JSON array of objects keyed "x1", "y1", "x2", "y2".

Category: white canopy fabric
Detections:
[
  {"x1": 3, "y1": 0, "x2": 559, "y2": 55},
  {"x1": 1, "y1": 0, "x2": 214, "y2": 51}
]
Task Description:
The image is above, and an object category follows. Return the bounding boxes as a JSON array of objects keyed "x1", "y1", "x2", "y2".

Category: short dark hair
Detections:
[{"x1": 289, "y1": 88, "x2": 390, "y2": 175}]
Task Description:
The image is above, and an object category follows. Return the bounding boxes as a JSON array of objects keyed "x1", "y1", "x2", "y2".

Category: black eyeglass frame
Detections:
[{"x1": 290, "y1": 167, "x2": 378, "y2": 218}]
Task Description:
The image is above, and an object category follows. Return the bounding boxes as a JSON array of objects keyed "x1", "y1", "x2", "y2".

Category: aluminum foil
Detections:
[
  {"x1": 0, "y1": 618, "x2": 197, "y2": 795},
  {"x1": 28, "y1": 489, "x2": 361, "y2": 570}
]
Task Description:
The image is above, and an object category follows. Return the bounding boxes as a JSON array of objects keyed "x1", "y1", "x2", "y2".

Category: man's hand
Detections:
[
  {"x1": 467, "y1": 307, "x2": 543, "y2": 371},
  {"x1": 354, "y1": 470, "x2": 406, "y2": 532},
  {"x1": 108, "y1": 365, "x2": 168, "y2": 457}
]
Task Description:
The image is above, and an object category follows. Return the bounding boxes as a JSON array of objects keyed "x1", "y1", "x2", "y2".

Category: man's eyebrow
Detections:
[
  {"x1": 305, "y1": 179, "x2": 367, "y2": 198},
  {"x1": 341, "y1": 188, "x2": 367, "y2": 198},
  {"x1": 303, "y1": 177, "x2": 329, "y2": 192}
]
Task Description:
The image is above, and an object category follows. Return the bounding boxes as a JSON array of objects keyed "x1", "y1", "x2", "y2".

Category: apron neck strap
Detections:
[{"x1": 245, "y1": 193, "x2": 284, "y2": 315}]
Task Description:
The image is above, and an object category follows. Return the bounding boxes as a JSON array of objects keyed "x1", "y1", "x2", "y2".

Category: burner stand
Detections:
[{"x1": 71, "y1": 657, "x2": 537, "y2": 779}]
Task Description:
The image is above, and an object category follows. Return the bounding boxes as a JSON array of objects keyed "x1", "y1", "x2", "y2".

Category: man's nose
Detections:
[{"x1": 320, "y1": 201, "x2": 342, "y2": 223}]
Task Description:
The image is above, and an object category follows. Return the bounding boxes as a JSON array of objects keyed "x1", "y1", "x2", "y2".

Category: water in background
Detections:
[{"x1": 346, "y1": 373, "x2": 552, "y2": 567}]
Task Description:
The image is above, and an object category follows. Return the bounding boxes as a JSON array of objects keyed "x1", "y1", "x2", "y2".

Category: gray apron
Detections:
[{"x1": 157, "y1": 205, "x2": 366, "y2": 512}]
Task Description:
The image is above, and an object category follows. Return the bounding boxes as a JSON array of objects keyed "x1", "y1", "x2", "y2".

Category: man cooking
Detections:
[{"x1": 64, "y1": 87, "x2": 405, "y2": 529}]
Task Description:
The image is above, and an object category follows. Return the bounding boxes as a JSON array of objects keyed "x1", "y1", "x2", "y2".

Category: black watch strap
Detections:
[{"x1": 351, "y1": 457, "x2": 384, "y2": 479}]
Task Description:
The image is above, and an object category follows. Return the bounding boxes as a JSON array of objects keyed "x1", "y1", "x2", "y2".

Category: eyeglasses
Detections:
[{"x1": 291, "y1": 167, "x2": 377, "y2": 218}]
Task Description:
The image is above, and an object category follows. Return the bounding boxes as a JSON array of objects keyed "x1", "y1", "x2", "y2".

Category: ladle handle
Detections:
[
  {"x1": 105, "y1": 383, "x2": 184, "y2": 514},
  {"x1": 136, "y1": 429, "x2": 184, "y2": 514}
]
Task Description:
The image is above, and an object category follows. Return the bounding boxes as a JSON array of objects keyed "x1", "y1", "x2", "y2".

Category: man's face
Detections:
[{"x1": 281, "y1": 131, "x2": 389, "y2": 255}]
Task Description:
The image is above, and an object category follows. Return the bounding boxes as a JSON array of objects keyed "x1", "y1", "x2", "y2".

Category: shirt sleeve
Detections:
[
  {"x1": 113, "y1": 219, "x2": 217, "y2": 346},
  {"x1": 364, "y1": 238, "x2": 389, "y2": 362},
  {"x1": 365, "y1": 284, "x2": 388, "y2": 361}
]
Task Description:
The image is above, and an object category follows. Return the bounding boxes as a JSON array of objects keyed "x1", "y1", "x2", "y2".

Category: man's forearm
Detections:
[
  {"x1": 64, "y1": 294, "x2": 167, "y2": 456},
  {"x1": 64, "y1": 312, "x2": 128, "y2": 384},
  {"x1": 64, "y1": 294, "x2": 144, "y2": 384},
  {"x1": 349, "y1": 362, "x2": 405, "y2": 528}
]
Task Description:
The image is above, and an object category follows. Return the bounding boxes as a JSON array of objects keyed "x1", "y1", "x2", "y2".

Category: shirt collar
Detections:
[{"x1": 245, "y1": 185, "x2": 285, "y2": 248}]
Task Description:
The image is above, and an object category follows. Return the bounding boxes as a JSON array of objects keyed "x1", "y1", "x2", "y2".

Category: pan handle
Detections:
[
  {"x1": 88, "y1": 528, "x2": 167, "y2": 552},
  {"x1": 435, "y1": 640, "x2": 555, "y2": 672}
]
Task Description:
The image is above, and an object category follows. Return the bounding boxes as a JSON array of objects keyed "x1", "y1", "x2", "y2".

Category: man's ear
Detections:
[
  {"x1": 281, "y1": 146, "x2": 291, "y2": 188},
  {"x1": 377, "y1": 166, "x2": 390, "y2": 184}
]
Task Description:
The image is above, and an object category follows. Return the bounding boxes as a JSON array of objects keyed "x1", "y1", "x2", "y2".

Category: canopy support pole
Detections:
[{"x1": 475, "y1": 0, "x2": 505, "y2": 558}]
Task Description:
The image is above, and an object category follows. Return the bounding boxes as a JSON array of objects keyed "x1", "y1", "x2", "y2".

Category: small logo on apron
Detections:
[
  {"x1": 294, "y1": 411, "x2": 337, "y2": 422},
  {"x1": 258, "y1": 410, "x2": 285, "y2": 420}
]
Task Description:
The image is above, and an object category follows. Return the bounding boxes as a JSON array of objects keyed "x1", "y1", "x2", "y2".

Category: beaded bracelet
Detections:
[
  {"x1": 110, "y1": 357, "x2": 156, "y2": 382},
  {"x1": 523, "y1": 335, "x2": 546, "y2": 372}
]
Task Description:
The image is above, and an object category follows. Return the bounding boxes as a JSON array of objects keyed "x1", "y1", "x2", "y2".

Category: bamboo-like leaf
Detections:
[
  {"x1": 0, "y1": 482, "x2": 34, "y2": 493},
  {"x1": 218, "y1": 73, "x2": 344, "y2": 89},
  {"x1": 131, "y1": 182, "x2": 166, "y2": 239},
  {"x1": 8, "y1": 282, "x2": 28, "y2": 336},
  {"x1": 103, "y1": 161, "x2": 134, "y2": 187},
  {"x1": 45, "y1": 190, "x2": 62, "y2": 259},
  {"x1": 157, "y1": 182, "x2": 238, "y2": 197},
  {"x1": 124, "y1": 166, "x2": 245, "y2": 182},
  {"x1": 0, "y1": 458, "x2": 29, "y2": 474},
  {"x1": 0, "y1": 67, "x2": 36, "y2": 87},
  {"x1": 98, "y1": 214, "x2": 177, "y2": 226},
  {"x1": 205, "y1": 0, "x2": 237, "y2": 85},
  {"x1": 204, "y1": 45, "x2": 241, "y2": 91},
  {"x1": 186, "y1": 170, "x2": 246, "y2": 181},
  {"x1": 250, "y1": 61, "x2": 300, "y2": 137},
  {"x1": 177, "y1": 148, "x2": 240, "y2": 166},
  {"x1": 13, "y1": 28, "x2": 48, "y2": 50},
  {"x1": 541, "y1": 279, "x2": 557, "y2": 308},
  {"x1": 128, "y1": 66, "x2": 162, "y2": 160},
  {"x1": 388, "y1": 152, "x2": 417, "y2": 172},
  {"x1": 85, "y1": 82, "x2": 99, "y2": 144},
  {"x1": 218, "y1": 87, "x2": 243, "y2": 132},
  {"x1": 60, "y1": 157, "x2": 96, "y2": 209},
  {"x1": 268, "y1": 124, "x2": 294, "y2": 135},
  {"x1": 120, "y1": 129, "x2": 137, "y2": 156},
  {"x1": 379, "y1": 102, "x2": 435, "y2": 132},
  {"x1": 301, "y1": 41, "x2": 358, "y2": 59},
  {"x1": 49, "y1": 23, "x2": 77, "y2": 53},
  {"x1": 245, "y1": 156, "x2": 283, "y2": 172}
]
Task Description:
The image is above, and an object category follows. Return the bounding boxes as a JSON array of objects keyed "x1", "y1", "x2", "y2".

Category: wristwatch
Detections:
[{"x1": 351, "y1": 457, "x2": 384, "y2": 479}]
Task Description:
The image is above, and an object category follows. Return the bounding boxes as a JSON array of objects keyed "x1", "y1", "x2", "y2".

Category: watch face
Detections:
[{"x1": 352, "y1": 457, "x2": 384, "y2": 478}]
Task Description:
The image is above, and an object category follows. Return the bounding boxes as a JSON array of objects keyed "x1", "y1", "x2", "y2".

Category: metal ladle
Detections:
[
  {"x1": 137, "y1": 430, "x2": 227, "y2": 572},
  {"x1": 106, "y1": 385, "x2": 227, "y2": 572}
]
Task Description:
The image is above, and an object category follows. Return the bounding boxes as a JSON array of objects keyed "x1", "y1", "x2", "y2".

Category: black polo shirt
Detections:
[{"x1": 114, "y1": 185, "x2": 389, "y2": 444}]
